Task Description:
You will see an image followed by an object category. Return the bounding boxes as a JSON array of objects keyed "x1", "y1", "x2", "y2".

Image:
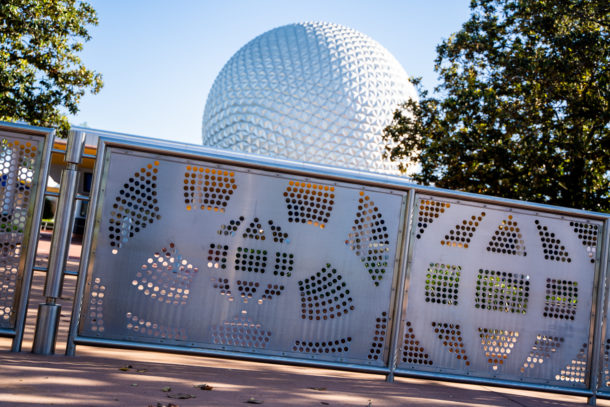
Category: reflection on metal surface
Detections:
[
  {"x1": 79, "y1": 149, "x2": 404, "y2": 366},
  {"x1": 521, "y1": 334, "x2": 563, "y2": 373},
  {"x1": 0, "y1": 138, "x2": 38, "y2": 326},
  {"x1": 478, "y1": 327, "x2": 519, "y2": 371},
  {"x1": 399, "y1": 194, "x2": 601, "y2": 388},
  {"x1": 557, "y1": 343, "x2": 588, "y2": 383},
  {"x1": 184, "y1": 165, "x2": 236, "y2": 212},
  {"x1": 133, "y1": 243, "x2": 197, "y2": 305}
]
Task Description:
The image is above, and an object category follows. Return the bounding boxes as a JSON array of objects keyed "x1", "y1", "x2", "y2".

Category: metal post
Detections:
[
  {"x1": 386, "y1": 189, "x2": 415, "y2": 382},
  {"x1": 32, "y1": 130, "x2": 84, "y2": 354},
  {"x1": 587, "y1": 220, "x2": 610, "y2": 406}
]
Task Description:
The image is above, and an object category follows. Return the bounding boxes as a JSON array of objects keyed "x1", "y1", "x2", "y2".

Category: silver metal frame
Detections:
[
  {"x1": 57, "y1": 130, "x2": 610, "y2": 401},
  {"x1": 0, "y1": 121, "x2": 54, "y2": 351},
  {"x1": 593, "y1": 220, "x2": 610, "y2": 401}
]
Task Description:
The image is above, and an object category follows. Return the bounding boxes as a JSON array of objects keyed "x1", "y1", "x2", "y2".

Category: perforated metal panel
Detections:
[
  {"x1": 0, "y1": 132, "x2": 45, "y2": 329},
  {"x1": 78, "y1": 147, "x2": 407, "y2": 366},
  {"x1": 397, "y1": 194, "x2": 603, "y2": 388}
]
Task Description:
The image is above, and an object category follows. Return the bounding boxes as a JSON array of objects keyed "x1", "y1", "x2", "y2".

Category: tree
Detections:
[
  {"x1": 0, "y1": 0, "x2": 102, "y2": 136},
  {"x1": 383, "y1": 0, "x2": 609, "y2": 212}
]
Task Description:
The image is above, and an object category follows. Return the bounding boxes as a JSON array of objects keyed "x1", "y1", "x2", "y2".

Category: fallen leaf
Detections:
[
  {"x1": 194, "y1": 384, "x2": 213, "y2": 391},
  {"x1": 167, "y1": 393, "x2": 196, "y2": 400},
  {"x1": 245, "y1": 397, "x2": 263, "y2": 404},
  {"x1": 131, "y1": 383, "x2": 139, "y2": 387},
  {"x1": 119, "y1": 366, "x2": 130, "y2": 372},
  {"x1": 161, "y1": 386, "x2": 172, "y2": 392},
  {"x1": 308, "y1": 387, "x2": 327, "y2": 391}
]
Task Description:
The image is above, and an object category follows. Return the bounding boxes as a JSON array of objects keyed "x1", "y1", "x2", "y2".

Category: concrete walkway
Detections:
[{"x1": 0, "y1": 232, "x2": 609, "y2": 406}]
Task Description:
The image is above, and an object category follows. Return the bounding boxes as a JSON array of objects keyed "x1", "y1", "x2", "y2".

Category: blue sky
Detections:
[{"x1": 69, "y1": 0, "x2": 472, "y2": 145}]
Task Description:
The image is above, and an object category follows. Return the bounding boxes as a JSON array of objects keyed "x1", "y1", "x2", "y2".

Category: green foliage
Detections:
[
  {"x1": 383, "y1": 0, "x2": 609, "y2": 212},
  {"x1": 0, "y1": 0, "x2": 102, "y2": 137}
]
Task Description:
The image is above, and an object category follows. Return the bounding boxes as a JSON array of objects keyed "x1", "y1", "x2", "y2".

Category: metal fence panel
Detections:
[
  {"x1": 0, "y1": 125, "x2": 51, "y2": 337},
  {"x1": 396, "y1": 194, "x2": 604, "y2": 389},
  {"x1": 75, "y1": 146, "x2": 407, "y2": 367}
]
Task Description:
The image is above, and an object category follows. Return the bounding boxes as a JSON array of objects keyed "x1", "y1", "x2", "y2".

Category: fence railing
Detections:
[
  {"x1": 1, "y1": 121, "x2": 608, "y2": 403},
  {"x1": 0, "y1": 122, "x2": 54, "y2": 351}
]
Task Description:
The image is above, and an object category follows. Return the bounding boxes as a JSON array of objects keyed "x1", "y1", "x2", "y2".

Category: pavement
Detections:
[{"x1": 0, "y1": 231, "x2": 609, "y2": 406}]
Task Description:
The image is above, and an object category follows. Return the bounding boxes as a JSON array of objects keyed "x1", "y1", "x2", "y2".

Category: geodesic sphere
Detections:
[{"x1": 202, "y1": 22, "x2": 417, "y2": 174}]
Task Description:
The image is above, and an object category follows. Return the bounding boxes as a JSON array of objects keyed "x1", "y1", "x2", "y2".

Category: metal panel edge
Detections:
[
  {"x1": 7, "y1": 124, "x2": 54, "y2": 351},
  {"x1": 84, "y1": 131, "x2": 609, "y2": 221},
  {"x1": 65, "y1": 137, "x2": 109, "y2": 355},
  {"x1": 593, "y1": 220, "x2": 610, "y2": 400},
  {"x1": 71, "y1": 335, "x2": 391, "y2": 375},
  {"x1": 385, "y1": 189, "x2": 415, "y2": 381}
]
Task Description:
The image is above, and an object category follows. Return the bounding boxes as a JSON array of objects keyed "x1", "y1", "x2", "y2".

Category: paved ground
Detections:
[{"x1": 1, "y1": 231, "x2": 609, "y2": 406}]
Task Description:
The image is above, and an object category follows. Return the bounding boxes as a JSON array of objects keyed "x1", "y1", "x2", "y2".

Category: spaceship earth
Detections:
[{"x1": 201, "y1": 22, "x2": 417, "y2": 174}]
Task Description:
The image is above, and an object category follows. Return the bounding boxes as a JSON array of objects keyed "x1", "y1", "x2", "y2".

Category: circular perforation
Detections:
[
  {"x1": 207, "y1": 243, "x2": 229, "y2": 269},
  {"x1": 237, "y1": 280, "x2": 259, "y2": 301},
  {"x1": 109, "y1": 161, "x2": 160, "y2": 254},
  {"x1": 126, "y1": 311, "x2": 186, "y2": 340},
  {"x1": 570, "y1": 221, "x2": 599, "y2": 263},
  {"x1": 478, "y1": 328, "x2": 519, "y2": 370},
  {"x1": 346, "y1": 192, "x2": 390, "y2": 285},
  {"x1": 269, "y1": 220, "x2": 289, "y2": 243},
  {"x1": 284, "y1": 181, "x2": 334, "y2": 228},
  {"x1": 88, "y1": 277, "x2": 106, "y2": 333},
  {"x1": 274, "y1": 252, "x2": 294, "y2": 276},
  {"x1": 441, "y1": 212, "x2": 485, "y2": 249},
  {"x1": 184, "y1": 166, "x2": 237, "y2": 212},
  {"x1": 369, "y1": 311, "x2": 388, "y2": 361},
  {"x1": 0, "y1": 239, "x2": 19, "y2": 320},
  {"x1": 0, "y1": 140, "x2": 37, "y2": 235},
  {"x1": 556, "y1": 343, "x2": 587, "y2": 383},
  {"x1": 425, "y1": 263, "x2": 461, "y2": 306},
  {"x1": 244, "y1": 217, "x2": 265, "y2": 240},
  {"x1": 535, "y1": 219, "x2": 571, "y2": 262},
  {"x1": 521, "y1": 334, "x2": 563, "y2": 372},
  {"x1": 298, "y1": 264, "x2": 353, "y2": 320},
  {"x1": 212, "y1": 277, "x2": 232, "y2": 298},
  {"x1": 416, "y1": 199, "x2": 450, "y2": 239},
  {"x1": 402, "y1": 321, "x2": 433, "y2": 365},
  {"x1": 432, "y1": 322, "x2": 469, "y2": 366},
  {"x1": 262, "y1": 283, "x2": 285, "y2": 300},
  {"x1": 293, "y1": 337, "x2": 352, "y2": 353},
  {"x1": 132, "y1": 243, "x2": 197, "y2": 306},
  {"x1": 475, "y1": 269, "x2": 530, "y2": 314},
  {"x1": 212, "y1": 316, "x2": 271, "y2": 348},
  {"x1": 235, "y1": 247, "x2": 268, "y2": 273},
  {"x1": 487, "y1": 215, "x2": 526, "y2": 256},
  {"x1": 544, "y1": 278, "x2": 578, "y2": 320},
  {"x1": 218, "y1": 216, "x2": 244, "y2": 236}
]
